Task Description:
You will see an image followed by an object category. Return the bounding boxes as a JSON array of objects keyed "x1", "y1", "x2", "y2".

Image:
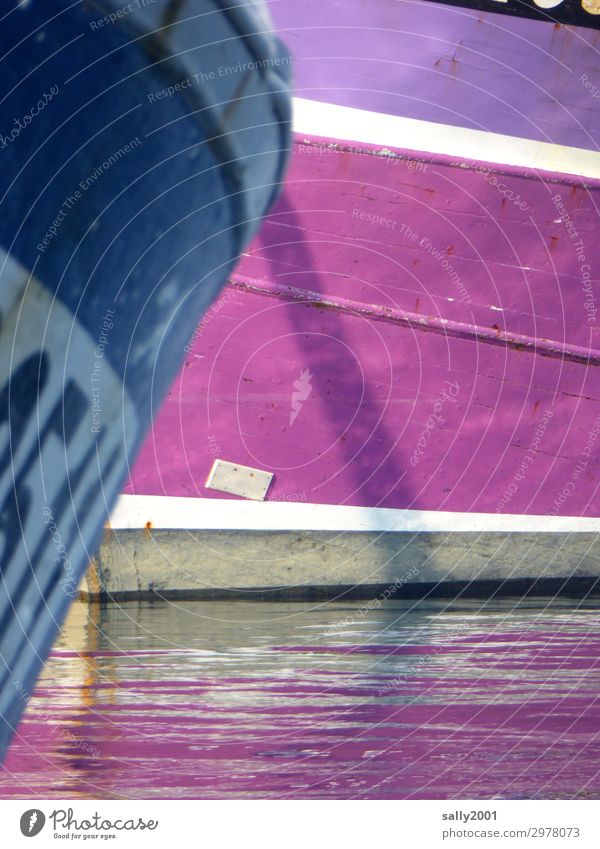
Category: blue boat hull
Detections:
[{"x1": 0, "y1": 0, "x2": 290, "y2": 759}]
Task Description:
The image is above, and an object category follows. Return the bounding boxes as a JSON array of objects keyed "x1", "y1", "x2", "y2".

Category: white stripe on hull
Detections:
[
  {"x1": 110, "y1": 494, "x2": 600, "y2": 534},
  {"x1": 292, "y1": 97, "x2": 600, "y2": 180}
]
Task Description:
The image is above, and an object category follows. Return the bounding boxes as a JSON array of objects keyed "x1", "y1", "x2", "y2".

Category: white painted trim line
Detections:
[
  {"x1": 292, "y1": 97, "x2": 600, "y2": 181},
  {"x1": 110, "y1": 494, "x2": 600, "y2": 534}
]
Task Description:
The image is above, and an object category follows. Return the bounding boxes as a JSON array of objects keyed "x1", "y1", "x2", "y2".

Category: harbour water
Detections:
[{"x1": 1, "y1": 596, "x2": 600, "y2": 799}]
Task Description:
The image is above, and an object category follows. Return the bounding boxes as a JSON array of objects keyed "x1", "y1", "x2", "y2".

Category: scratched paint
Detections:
[
  {"x1": 1, "y1": 599, "x2": 599, "y2": 799},
  {"x1": 123, "y1": 0, "x2": 600, "y2": 522},
  {"x1": 267, "y1": 0, "x2": 600, "y2": 150},
  {"x1": 124, "y1": 1, "x2": 600, "y2": 519},
  {"x1": 125, "y1": 134, "x2": 600, "y2": 518}
]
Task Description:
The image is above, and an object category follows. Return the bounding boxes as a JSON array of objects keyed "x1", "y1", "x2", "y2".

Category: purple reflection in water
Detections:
[{"x1": 1, "y1": 599, "x2": 599, "y2": 799}]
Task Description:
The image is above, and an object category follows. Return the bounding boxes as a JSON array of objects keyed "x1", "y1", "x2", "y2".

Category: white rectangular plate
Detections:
[{"x1": 205, "y1": 459, "x2": 274, "y2": 501}]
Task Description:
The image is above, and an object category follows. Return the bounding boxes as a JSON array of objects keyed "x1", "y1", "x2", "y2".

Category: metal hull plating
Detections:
[
  {"x1": 0, "y1": 0, "x2": 290, "y2": 760},
  {"x1": 124, "y1": 137, "x2": 600, "y2": 513},
  {"x1": 106, "y1": 0, "x2": 600, "y2": 595}
]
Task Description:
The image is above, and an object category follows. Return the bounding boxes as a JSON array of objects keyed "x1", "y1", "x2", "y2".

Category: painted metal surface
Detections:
[
  {"x1": 126, "y1": 133, "x2": 600, "y2": 520},
  {"x1": 109, "y1": 494, "x2": 600, "y2": 532},
  {"x1": 92, "y1": 526, "x2": 600, "y2": 598},
  {"x1": 268, "y1": 0, "x2": 600, "y2": 150},
  {"x1": 0, "y1": 0, "x2": 291, "y2": 761},
  {"x1": 97, "y1": 494, "x2": 600, "y2": 596},
  {"x1": 292, "y1": 97, "x2": 600, "y2": 181},
  {"x1": 205, "y1": 459, "x2": 274, "y2": 500}
]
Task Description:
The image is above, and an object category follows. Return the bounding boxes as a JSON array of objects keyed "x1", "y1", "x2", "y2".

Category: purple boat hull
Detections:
[
  {"x1": 93, "y1": 0, "x2": 600, "y2": 597},
  {"x1": 123, "y1": 134, "x2": 600, "y2": 517},
  {"x1": 269, "y1": 0, "x2": 600, "y2": 150}
]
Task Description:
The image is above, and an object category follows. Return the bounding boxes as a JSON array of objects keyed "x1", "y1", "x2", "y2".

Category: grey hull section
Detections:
[{"x1": 88, "y1": 529, "x2": 600, "y2": 601}]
